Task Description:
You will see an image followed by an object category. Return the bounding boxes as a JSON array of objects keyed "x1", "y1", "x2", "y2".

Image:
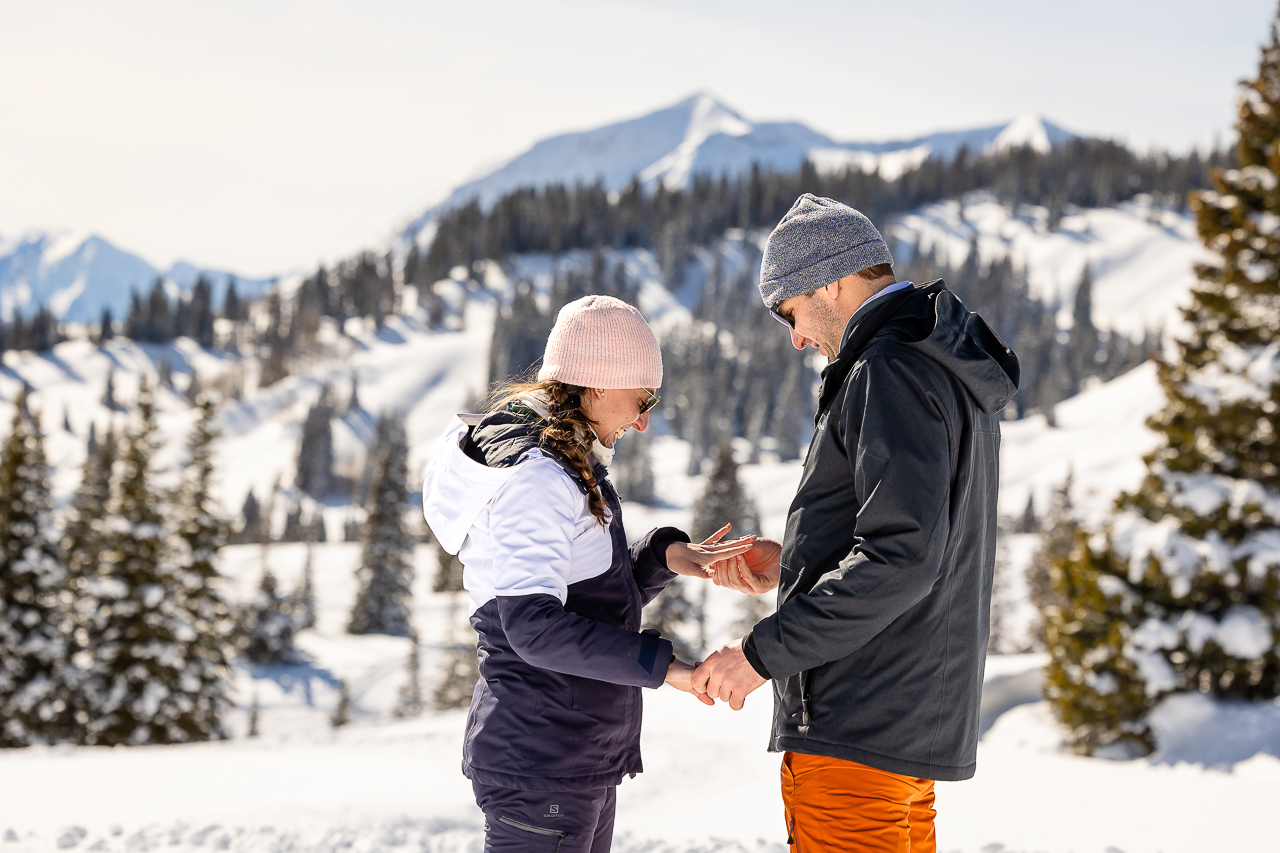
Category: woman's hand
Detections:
[
  {"x1": 665, "y1": 658, "x2": 715, "y2": 705},
  {"x1": 665, "y1": 524, "x2": 756, "y2": 578},
  {"x1": 710, "y1": 538, "x2": 782, "y2": 595}
]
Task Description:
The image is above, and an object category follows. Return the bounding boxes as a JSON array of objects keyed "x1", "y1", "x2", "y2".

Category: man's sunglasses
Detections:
[
  {"x1": 770, "y1": 305, "x2": 795, "y2": 329},
  {"x1": 637, "y1": 389, "x2": 661, "y2": 415}
]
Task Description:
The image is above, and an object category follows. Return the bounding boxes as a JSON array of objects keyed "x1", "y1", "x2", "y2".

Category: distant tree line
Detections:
[{"x1": 423, "y1": 139, "x2": 1234, "y2": 286}]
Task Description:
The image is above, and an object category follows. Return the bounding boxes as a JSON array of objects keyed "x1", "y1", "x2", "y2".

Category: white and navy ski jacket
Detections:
[{"x1": 422, "y1": 410, "x2": 689, "y2": 791}]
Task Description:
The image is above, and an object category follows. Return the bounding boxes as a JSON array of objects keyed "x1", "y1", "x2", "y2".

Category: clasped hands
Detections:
[{"x1": 663, "y1": 526, "x2": 781, "y2": 710}]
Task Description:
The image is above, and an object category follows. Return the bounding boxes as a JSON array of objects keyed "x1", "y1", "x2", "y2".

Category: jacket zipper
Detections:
[
  {"x1": 798, "y1": 671, "x2": 812, "y2": 726},
  {"x1": 498, "y1": 816, "x2": 568, "y2": 850}
]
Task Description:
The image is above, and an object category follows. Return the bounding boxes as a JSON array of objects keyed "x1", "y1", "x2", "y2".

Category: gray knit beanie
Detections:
[{"x1": 759, "y1": 194, "x2": 894, "y2": 310}]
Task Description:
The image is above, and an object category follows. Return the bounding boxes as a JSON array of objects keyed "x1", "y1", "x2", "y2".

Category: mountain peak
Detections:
[
  {"x1": 991, "y1": 113, "x2": 1074, "y2": 154},
  {"x1": 400, "y1": 98, "x2": 1079, "y2": 245}
]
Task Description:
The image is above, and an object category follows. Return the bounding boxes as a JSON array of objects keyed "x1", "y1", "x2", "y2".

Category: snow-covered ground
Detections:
[
  {"x1": 3, "y1": 638, "x2": 1277, "y2": 853},
  {"x1": 5, "y1": 202, "x2": 1280, "y2": 852}
]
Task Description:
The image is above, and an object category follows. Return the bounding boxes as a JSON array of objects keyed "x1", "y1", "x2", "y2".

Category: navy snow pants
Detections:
[{"x1": 473, "y1": 782, "x2": 616, "y2": 853}]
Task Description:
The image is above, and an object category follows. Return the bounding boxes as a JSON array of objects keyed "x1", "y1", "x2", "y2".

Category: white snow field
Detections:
[{"x1": 3, "y1": 207, "x2": 1280, "y2": 852}]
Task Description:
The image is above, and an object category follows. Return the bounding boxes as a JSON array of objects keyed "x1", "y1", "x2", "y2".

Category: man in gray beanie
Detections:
[{"x1": 694, "y1": 194, "x2": 1020, "y2": 851}]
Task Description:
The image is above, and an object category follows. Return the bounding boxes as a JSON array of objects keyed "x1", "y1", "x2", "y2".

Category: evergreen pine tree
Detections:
[
  {"x1": 64, "y1": 425, "x2": 117, "y2": 586},
  {"x1": 191, "y1": 276, "x2": 216, "y2": 348},
  {"x1": 1018, "y1": 493, "x2": 1039, "y2": 534},
  {"x1": 611, "y1": 426, "x2": 657, "y2": 505},
  {"x1": 101, "y1": 368, "x2": 119, "y2": 412},
  {"x1": 247, "y1": 692, "x2": 261, "y2": 738},
  {"x1": 80, "y1": 377, "x2": 218, "y2": 745},
  {"x1": 233, "y1": 490, "x2": 262, "y2": 545},
  {"x1": 0, "y1": 389, "x2": 76, "y2": 746},
  {"x1": 296, "y1": 387, "x2": 335, "y2": 496},
  {"x1": 434, "y1": 593, "x2": 480, "y2": 710},
  {"x1": 642, "y1": 578, "x2": 699, "y2": 660},
  {"x1": 691, "y1": 444, "x2": 759, "y2": 541},
  {"x1": 348, "y1": 413, "x2": 414, "y2": 636},
  {"x1": 1068, "y1": 263, "x2": 1100, "y2": 392},
  {"x1": 171, "y1": 395, "x2": 235, "y2": 739},
  {"x1": 347, "y1": 375, "x2": 361, "y2": 415},
  {"x1": 432, "y1": 539, "x2": 465, "y2": 593},
  {"x1": 295, "y1": 543, "x2": 317, "y2": 630},
  {"x1": 1042, "y1": 22, "x2": 1280, "y2": 755},
  {"x1": 392, "y1": 630, "x2": 425, "y2": 719},
  {"x1": 97, "y1": 307, "x2": 114, "y2": 344},
  {"x1": 331, "y1": 680, "x2": 352, "y2": 728},
  {"x1": 238, "y1": 563, "x2": 298, "y2": 664}
]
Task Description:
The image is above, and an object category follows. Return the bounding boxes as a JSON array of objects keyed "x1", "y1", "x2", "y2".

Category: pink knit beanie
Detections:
[{"x1": 537, "y1": 295, "x2": 663, "y2": 389}]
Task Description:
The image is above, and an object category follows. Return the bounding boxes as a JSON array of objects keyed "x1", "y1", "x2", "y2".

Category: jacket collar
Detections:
[{"x1": 815, "y1": 280, "x2": 940, "y2": 419}]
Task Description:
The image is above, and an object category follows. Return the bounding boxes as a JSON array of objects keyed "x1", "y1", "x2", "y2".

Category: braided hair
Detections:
[{"x1": 488, "y1": 379, "x2": 611, "y2": 525}]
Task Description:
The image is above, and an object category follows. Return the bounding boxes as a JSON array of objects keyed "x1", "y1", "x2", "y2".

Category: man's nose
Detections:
[{"x1": 790, "y1": 328, "x2": 808, "y2": 350}]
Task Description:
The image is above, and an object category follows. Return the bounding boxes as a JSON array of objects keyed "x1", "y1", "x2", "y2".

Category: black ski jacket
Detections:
[{"x1": 743, "y1": 280, "x2": 1019, "y2": 781}]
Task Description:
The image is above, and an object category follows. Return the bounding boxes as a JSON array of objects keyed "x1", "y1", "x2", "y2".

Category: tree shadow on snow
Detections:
[
  {"x1": 248, "y1": 658, "x2": 342, "y2": 708},
  {"x1": 1147, "y1": 693, "x2": 1280, "y2": 770},
  {"x1": 979, "y1": 668, "x2": 1044, "y2": 738}
]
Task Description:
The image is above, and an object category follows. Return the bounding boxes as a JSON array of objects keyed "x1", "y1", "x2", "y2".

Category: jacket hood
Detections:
[
  {"x1": 825, "y1": 280, "x2": 1020, "y2": 416},
  {"x1": 421, "y1": 411, "x2": 597, "y2": 555},
  {"x1": 421, "y1": 413, "x2": 539, "y2": 555}
]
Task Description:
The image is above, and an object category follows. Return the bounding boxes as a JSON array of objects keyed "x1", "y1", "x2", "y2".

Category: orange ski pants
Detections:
[{"x1": 781, "y1": 752, "x2": 936, "y2": 853}]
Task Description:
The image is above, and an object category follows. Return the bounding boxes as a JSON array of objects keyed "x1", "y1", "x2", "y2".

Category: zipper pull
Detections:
[{"x1": 787, "y1": 815, "x2": 795, "y2": 845}]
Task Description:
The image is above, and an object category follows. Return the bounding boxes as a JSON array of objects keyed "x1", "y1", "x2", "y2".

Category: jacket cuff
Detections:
[
  {"x1": 649, "y1": 527, "x2": 692, "y2": 569},
  {"x1": 640, "y1": 630, "x2": 675, "y2": 689},
  {"x1": 741, "y1": 631, "x2": 773, "y2": 680}
]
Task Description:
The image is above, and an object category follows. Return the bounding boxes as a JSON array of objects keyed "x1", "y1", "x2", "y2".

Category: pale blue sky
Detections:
[{"x1": 0, "y1": 0, "x2": 1273, "y2": 274}]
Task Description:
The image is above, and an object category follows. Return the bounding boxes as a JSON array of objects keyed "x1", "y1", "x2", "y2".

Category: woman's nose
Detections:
[{"x1": 635, "y1": 412, "x2": 650, "y2": 432}]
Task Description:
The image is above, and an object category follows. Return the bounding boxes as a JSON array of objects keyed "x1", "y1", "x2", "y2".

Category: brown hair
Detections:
[
  {"x1": 856, "y1": 262, "x2": 895, "y2": 283},
  {"x1": 486, "y1": 378, "x2": 611, "y2": 525}
]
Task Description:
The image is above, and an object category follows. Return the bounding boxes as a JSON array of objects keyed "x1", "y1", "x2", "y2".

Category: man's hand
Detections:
[
  {"x1": 665, "y1": 658, "x2": 715, "y2": 706},
  {"x1": 666, "y1": 524, "x2": 756, "y2": 578},
  {"x1": 710, "y1": 538, "x2": 782, "y2": 595},
  {"x1": 692, "y1": 638, "x2": 767, "y2": 711}
]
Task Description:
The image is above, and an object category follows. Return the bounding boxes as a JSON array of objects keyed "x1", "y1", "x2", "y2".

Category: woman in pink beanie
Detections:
[{"x1": 423, "y1": 294, "x2": 753, "y2": 853}]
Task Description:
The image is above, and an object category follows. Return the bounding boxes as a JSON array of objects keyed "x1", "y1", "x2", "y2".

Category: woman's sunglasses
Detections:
[{"x1": 637, "y1": 389, "x2": 661, "y2": 415}]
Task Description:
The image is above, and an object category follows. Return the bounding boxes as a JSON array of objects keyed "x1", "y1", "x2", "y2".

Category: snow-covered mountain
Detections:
[
  {"x1": 401, "y1": 93, "x2": 1075, "y2": 242},
  {"x1": 0, "y1": 230, "x2": 275, "y2": 324}
]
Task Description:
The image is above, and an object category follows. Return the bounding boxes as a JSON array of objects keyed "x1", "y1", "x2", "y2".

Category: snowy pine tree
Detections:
[
  {"x1": 432, "y1": 539, "x2": 464, "y2": 593},
  {"x1": 295, "y1": 387, "x2": 335, "y2": 497},
  {"x1": 611, "y1": 426, "x2": 657, "y2": 505},
  {"x1": 63, "y1": 424, "x2": 117, "y2": 584},
  {"x1": 247, "y1": 692, "x2": 261, "y2": 738},
  {"x1": 642, "y1": 577, "x2": 699, "y2": 660},
  {"x1": 0, "y1": 389, "x2": 76, "y2": 746},
  {"x1": 434, "y1": 593, "x2": 480, "y2": 711},
  {"x1": 170, "y1": 395, "x2": 235, "y2": 739},
  {"x1": 392, "y1": 630, "x2": 425, "y2": 719},
  {"x1": 348, "y1": 413, "x2": 413, "y2": 637},
  {"x1": 238, "y1": 563, "x2": 298, "y2": 665},
  {"x1": 1043, "y1": 26, "x2": 1280, "y2": 755},
  {"x1": 331, "y1": 680, "x2": 352, "y2": 728},
  {"x1": 80, "y1": 377, "x2": 223, "y2": 745},
  {"x1": 691, "y1": 443, "x2": 759, "y2": 540},
  {"x1": 295, "y1": 543, "x2": 317, "y2": 630}
]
